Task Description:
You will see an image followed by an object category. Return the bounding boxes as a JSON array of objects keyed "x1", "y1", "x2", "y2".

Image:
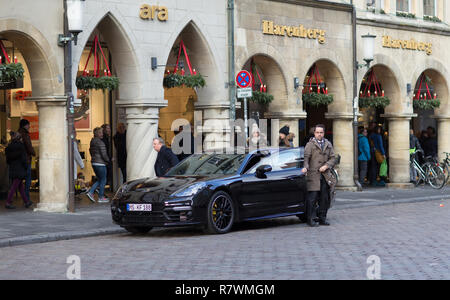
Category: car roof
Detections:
[{"x1": 201, "y1": 146, "x2": 304, "y2": 155}]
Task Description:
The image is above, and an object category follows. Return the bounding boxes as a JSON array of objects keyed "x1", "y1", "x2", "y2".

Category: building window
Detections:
[
  {"x1": 397, "y1": 0, "x2": 409, "y2": 12},
  {"x1": 423, "y1": 0, "x2": 436, "y2": 16}
]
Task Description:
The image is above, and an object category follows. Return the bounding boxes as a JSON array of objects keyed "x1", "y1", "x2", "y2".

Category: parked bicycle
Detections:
[
  {"x1": 440, "y1": 152, "x2": 450, "y2": 184},
  {"x1": 410, "y1": 150, "x2": 446, "y2": 189}
]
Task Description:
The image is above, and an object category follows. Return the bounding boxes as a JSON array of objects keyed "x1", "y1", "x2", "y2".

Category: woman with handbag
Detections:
[{"x1": 369, "y1": 125, "x2": 386, "y2": 187}]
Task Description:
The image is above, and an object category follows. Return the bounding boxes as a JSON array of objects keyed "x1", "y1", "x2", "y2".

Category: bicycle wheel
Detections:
[
  {"x1": 441, "y1": 162, "x2": 450, "y2": 183},
  {"x1": 424, "y1": 163, "x2": 446, "y2": 189}
]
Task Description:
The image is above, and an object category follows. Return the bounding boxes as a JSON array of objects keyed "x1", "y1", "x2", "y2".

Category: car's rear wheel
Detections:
[
  {"x1": 297, "y1": 213, "x2": 307, "y2": 223},
  {"x1": 206, "y1": 191, "x2": 235, "y2": 234},
  {"x1": 124, "y1": 226, "x2": 153, "y2": 234}
]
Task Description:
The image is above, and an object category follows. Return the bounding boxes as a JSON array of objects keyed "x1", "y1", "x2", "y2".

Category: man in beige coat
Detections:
[{"x1": 301, "y1": 124, "x2": 336, "y2": 227}]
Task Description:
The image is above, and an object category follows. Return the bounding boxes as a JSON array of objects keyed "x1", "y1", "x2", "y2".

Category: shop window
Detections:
[
  {"x1": 423, "y1": 0, "x2": 436, "y2": 17},
  {"x1": 396, "y1": 0, "x2": 410, "y2": 12}
]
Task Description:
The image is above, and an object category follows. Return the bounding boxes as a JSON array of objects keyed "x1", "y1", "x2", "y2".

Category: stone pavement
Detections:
[{"x1": 0, "y1": 186, "x2": 449, "y2": 248}]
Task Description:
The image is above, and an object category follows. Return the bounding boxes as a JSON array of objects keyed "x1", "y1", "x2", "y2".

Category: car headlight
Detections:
[{"x1": 171, "y1": 182, "x2": 207, "y2": 197}]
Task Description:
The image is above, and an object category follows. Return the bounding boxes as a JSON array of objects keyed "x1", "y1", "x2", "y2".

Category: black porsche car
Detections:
[{"x1": 111, "y1": 147, "x2": 308, "y2": 234}]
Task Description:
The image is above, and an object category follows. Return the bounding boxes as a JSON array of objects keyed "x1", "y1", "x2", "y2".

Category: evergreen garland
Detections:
[
  {"x1": 413, "y1": 98, "x2": 440, "y2": 110},
  {"x1": 163, "y1": 73, "x2": 206, "y2": 89},
  {"x1": 359, "y1": 96, "x2": 390, "y2": 108},
  {"x1": 302, "y1": 92, "x2": 334, "y2": 106},
  {"x1": 249, "y1": 91, "x2": 274, "y2": 105},
  {"x1": 0, "y1": 63, "x2": 25, "y2": 83},
  {"x1": 75, "y1": 75, "x2": 120, "y2": 91}
]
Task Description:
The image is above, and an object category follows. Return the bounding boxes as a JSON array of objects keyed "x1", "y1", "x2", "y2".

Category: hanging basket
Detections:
[
  {"x1": 302, "y1": 92, "x2": 334, "y2": 106},
  {"x1": 413, "y1": 73, "x2": 440, "y2": 110},
  {"x1": 0, "y1": 63, "x2": 25, "y2": 90},
  {"x1": 76, "y1": 35, "x2": 119, "y2": 91},
  {"x1": 249, "y1": 90, "x2": 274, "y2": 106},
  {"x1": 359, "y1": 96, "x2": 390, "y2": 108},
  {"x1": 413, "y1": 98, "x2": 440, "y2": 110},
  {"x1": 76, "y1": 75, "x2": 119, "y2": 91},
  {"x1": 164, "y1": 40, "x2": 206, "y2": 89}
]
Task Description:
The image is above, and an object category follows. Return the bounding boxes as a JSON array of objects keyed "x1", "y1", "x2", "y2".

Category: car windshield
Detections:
[{"x1": 165, "y1": 154, "x2": 246, "y2": 176}]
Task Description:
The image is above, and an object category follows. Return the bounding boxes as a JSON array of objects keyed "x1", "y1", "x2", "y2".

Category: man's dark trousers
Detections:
[{"x1": 307, "y1": 174, "x2": 330, "y2": 223}]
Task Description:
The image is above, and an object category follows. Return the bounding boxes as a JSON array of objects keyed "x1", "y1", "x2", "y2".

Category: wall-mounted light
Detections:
[
  {"x1": 151, "y1": 57, "x2": 184, "y2": 71},
  {"x1": 294, "y1": 77, "x2": 300, "y2": 90},
  {"x1": 357, "y1": 33, "x2": 376, "y2": 69},
  {"x1": 58, "y1": 0, "x2": 85, "y2": 46}
]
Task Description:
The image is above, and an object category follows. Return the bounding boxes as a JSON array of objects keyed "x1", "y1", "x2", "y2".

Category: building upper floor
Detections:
[{"x1": 325, "y1": 0, "x2": 450, "y2": 28}]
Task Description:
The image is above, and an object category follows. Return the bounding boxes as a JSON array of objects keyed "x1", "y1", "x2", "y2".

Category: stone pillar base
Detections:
[
  {"x1": 34, "y1": 203, "x2": 68, "y2": 213},
  {"x1": 386, "y1": 183, "x2": 414, "y2": 189}
]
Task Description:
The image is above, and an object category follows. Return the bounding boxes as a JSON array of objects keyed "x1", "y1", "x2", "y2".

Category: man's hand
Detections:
[
  {"x1": 301, "y1": 168, "x2": 307, "y2": 174},
  {"x1": 319, "y1": 165, "x2": 329, "y2": 173}
]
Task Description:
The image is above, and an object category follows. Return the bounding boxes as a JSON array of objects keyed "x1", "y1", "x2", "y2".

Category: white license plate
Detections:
[{"x1": 127, "y1": 204, "x2": 152, "y2": 212}]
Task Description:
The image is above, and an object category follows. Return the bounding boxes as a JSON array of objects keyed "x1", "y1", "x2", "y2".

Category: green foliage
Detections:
[
  {"x1": 76, "y1": 76, "x2": 120, "y2": 91},
  {"x1": 163, "y1": 73, "x2": 206, "y2": 89},
  {"x1": 0, "y1": 63, "x2": 25, "y2": 82},
  {"x1": 302, "y1": 92, "x2": 334, "y2": 106},
  {"x1": 359, "y1": 96, "x2": 391, "y2": 109},
  {"x1": 413, "y1": 98, "x2": 440, "y2": 110},
  {"x1": 249, "y1": 91, "x2": 274, "y2": 106},
  {"x1": 396, "y1": 12, "x2": 416, "y2": 19},
  {"x1": 424, "y1": 15, "x2": 441, "y2": 23}
]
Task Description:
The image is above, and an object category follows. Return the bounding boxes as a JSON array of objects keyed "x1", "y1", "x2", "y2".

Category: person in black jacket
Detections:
[
  {"x1": 153, "y1": 138, "x2": 179, "y2": 177},
  {"x1": 113, "y1": 123, "x2": 127, "y2": 183},
  {"x1": 5, "y1": 132, "x2": 33, "y2": 209}
]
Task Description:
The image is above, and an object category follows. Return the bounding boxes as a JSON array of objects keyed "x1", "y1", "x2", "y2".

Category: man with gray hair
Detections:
[{"x1": 153, "y1": 137, "x2": 179, "y2": 177}]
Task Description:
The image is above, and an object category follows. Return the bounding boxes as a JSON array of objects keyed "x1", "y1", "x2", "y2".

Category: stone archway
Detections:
[
  {"x1": 0, "y1": 20, "x2": 67, "y2": 212},
  {"x1": 306, "y1": 59, "x2": 352, "y2": 188},
  {"x1": 241, "y1": 54, "x2": 293, "y2": 147},
  {"x1": 411, "y1": 68, "x2": 450, "y2": 162},
  {"x1": 162, "y1": 21, "x2": 223, "y2": 151},
  {"x1": 362, "y1": 63, "x2": 411, "y2": 187}
]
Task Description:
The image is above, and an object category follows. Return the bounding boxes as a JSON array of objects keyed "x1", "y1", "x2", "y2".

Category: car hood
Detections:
[{"x1": 121, "y1": 174, "x2": 229, "y2": 203}]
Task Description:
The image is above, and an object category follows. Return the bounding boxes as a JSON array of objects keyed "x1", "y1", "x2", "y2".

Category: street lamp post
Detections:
[
  {"x1": 353, "y1": 30, "x2": 376, "y2": 192},
  {"x1": 59, "y1": 0, "x2": 84, "y2": 212}
]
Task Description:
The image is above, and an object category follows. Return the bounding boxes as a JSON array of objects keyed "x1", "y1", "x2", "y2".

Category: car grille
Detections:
[{"x1": 115, "y1": 204, "x2": 192, "y2": 225}]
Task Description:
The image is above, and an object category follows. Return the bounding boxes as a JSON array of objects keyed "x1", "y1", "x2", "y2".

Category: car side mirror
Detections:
[{"x1": 256, "y1": 165, "x2": 272, "y2": 178}]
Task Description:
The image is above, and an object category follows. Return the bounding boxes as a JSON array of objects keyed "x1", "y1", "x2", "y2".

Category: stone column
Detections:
[
  {"x1": 265, "y1": 112, "x2": 307, "y2": 147},
  {"x1": 116, "y1": 99, "x2": 167, "y2": 181},
  {"x1": 30, "y1": 96, "x2": 69, "y2": 213},
  {"x1": 434, "y1": 115, "x2": 450, "y2": 162},
  {"x1": 382, "y1": 113, "x2": 416, "y2": 188},
  {"x1": 196, "y1": 102, "x2": 231, "y2": 150},
  {"x1": 325, "y1": 113, "x2": 355, "y2": 190}
]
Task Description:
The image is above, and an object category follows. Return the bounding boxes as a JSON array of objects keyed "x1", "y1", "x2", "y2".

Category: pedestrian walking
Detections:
[
  {"x1": 153, "y1": 137, "x2": 179, "y2": 177},
  {"x1": 409, "y1": 129, "x2": 422, "y2": 184},
  {"x1": 368, "y1": 125, "x2": 386, "y2": 187},
  {"x1": 423, "y1": 126, "x2": 437, "y2": 158},
  {"x1": 101, "y1": 123, "x2": 113, "y2": 189},
  {"x1": 113, "y1": 122, "x2": 127, "y2": 183},
  {"x1": 87, "y1": 127, "x2": 110, "y2": 203},
  {"x1": 73, "y1": 130, "x2": 85, "y2": 181},
  {"x1": 18, "y1": 119, "x2": 35, "y2": 203},
  {"x1": 247, "y1": 124, "x2": 267, "y2": 149},
  {"x1": 278, "y1": 125, "x2": 293, "y2": 147},
  {"x1": 5, "y1": 132, "x2": 33, "y2": 209},
  {"x1": 301, "y1": 124, "x2": 336, "y2": 227},
  {"x1": 358, "y1": 126, "x2": 371, "y2": 186}
]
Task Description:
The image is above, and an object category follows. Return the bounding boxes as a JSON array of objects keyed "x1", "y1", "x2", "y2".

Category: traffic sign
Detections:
[
  {"x1": 236, "y1": 70, "x2": 252, "y2": 89},
  {"x1": 237, "y1": 87, "x2": 253, "y2": 98}
]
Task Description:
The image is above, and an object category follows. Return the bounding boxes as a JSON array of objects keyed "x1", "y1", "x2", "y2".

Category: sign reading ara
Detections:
[{"x1": 140, "y1": 4, "x2": 168, "y2": 21}]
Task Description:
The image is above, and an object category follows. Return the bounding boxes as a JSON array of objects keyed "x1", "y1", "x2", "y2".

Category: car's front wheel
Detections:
[
  {"x1": 206, "y1": 191, "x2": 235, "y2": 234},
  {"x1": 124, "y1": 226, "x2": 153, "y2": 234}
]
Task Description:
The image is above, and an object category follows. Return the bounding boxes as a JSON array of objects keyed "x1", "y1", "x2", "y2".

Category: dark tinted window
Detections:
[
  {"x1": 246, "y1": 149, "x2": 303, "y2": 174},
  {"x1": 166, "y1": 154, "x2": 246, "y2": 176}
]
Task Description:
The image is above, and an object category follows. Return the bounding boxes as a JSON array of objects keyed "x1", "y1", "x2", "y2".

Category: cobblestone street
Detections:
[{"x1": 0, "y1": 198, "x2": 449, "y2": 280}]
